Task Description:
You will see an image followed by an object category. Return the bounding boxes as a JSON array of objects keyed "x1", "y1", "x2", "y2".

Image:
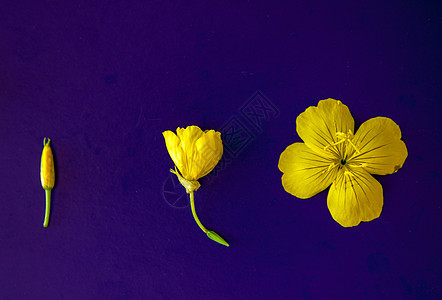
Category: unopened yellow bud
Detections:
[
  {"x1": 40, "y1": 138, "x2": 55, "y2": 227},
  {"x1": 41, "y1": 138, "x2": 55, "y2": 190}
]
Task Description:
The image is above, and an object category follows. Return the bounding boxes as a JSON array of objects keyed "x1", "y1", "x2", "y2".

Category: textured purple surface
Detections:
[{"x1": 1, "y1": 1, "x2": 441, "y2": 299}]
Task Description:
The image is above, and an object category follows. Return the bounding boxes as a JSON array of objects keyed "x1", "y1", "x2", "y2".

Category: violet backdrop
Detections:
[{"x1": 1, "y1": 1, "x2": 441, "y2": 299}]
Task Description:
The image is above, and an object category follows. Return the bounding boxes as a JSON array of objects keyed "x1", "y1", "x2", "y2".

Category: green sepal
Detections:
[
  {"x1": 207, "y1": 230, "x2": 229, "y2": 247},
  {"x1": 170, "y1": 168, "x2": 200, "y2": 193}
]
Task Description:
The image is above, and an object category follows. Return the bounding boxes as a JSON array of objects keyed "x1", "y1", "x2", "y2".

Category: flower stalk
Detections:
[
  {"x1": 190, "y1": 191, "x2": 229, "y2": 247},
  {"x1": 43, "y1": 189, "x2": 51, "y2": 227},
  {"x1": 189, "y1": 191, "x2": 207, "y2": 233}
]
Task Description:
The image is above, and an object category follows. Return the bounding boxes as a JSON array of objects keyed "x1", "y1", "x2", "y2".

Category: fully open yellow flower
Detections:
[
  {"x1": 163, "y1": 125, "x2": 228, "y2": 246},
  {"x1": 278, "y1": 99, "x2": 408, "y2": 227}
]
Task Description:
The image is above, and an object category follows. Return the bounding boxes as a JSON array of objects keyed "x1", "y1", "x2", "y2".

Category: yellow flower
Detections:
[
  {"x1": 163, "y1": 125, "x2": 223, "y2": 191},
  {"x1": 278, "y1": 99, "x2": 408, "y2": 227},
  {"x1": 163, "y1": 126, "x2": 228, "y2": 246}
]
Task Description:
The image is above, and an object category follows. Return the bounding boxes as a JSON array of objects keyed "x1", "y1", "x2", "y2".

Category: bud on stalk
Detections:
[{"x1": 40, "y1": 138, "x2": 55, "y2": 227}]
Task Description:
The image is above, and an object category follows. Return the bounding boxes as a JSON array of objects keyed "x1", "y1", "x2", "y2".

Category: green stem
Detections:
[
  {"x1": 43, "y1": 189, "x2": 51, "y2": 227},
  {"x1": 189, "y1": 191, "x2": 208, "y2": 233},
  {"x1": 189, "y1": 191, "x2": 229, "y2": 247}
]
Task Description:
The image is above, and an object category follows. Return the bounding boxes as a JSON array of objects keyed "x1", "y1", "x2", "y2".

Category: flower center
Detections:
[
  {"x1": 324, "y1": 129, "x2": 361, "y2": 156},
  {"x1": 321, "y1": 130, "x2": 370, "y2": 173}
]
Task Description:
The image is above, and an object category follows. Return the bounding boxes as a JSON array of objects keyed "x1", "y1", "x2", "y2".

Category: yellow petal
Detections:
[
  {"x1": 278, "y1": 142, "x2": 338, "y2": 199},
  {"x1": 162, "y1": 130, "x2": 186, "y2": 176},
  {"x1": 296, "y1": 99, "x2": 355, "y2": 159},
  {"x1": 176, "y1": 126, "x2": 204, "y2": 179},
  {"x1": 349, "y1": 117, "x2": 408, "y2": 175},
  {"x1": 327, "y1": 167, "x2": 383, "y2": 227},
  {"x1": 193, "y1": 130, "x2": 223, "y2": 180}
]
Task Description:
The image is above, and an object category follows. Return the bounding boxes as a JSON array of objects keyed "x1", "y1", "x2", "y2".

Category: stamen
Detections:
[
  {"x1": 336, "y1": 132, "x2": 347, "y2": 139},
  {"x1": 347, "y1": 139, "x2": 361, "y2": 154},
  {"x1": 323, "y1": 139, "x2": 345, "y2": 151},
  {"x1": 327, "y1": 162, "x2": 337, "y2": 172},
  {"x1": 321, "y1": 162, "x2": 337, "y2": 174},
  {"x1": 323, "y1": 130, "x2": 361, "y2": 154}
]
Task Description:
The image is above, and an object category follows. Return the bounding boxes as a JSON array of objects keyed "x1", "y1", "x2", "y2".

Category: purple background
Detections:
[{"x1": 1, "y1": 1, "x2": 441, "y2": 299}]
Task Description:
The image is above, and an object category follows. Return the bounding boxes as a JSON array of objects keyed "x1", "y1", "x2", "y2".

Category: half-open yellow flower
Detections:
[
  {"x1": 163, "y1": 125, "x2": 223, "y2": 192},
  {"x1": 163, "y1": 126, "x2": 228, "y2": 246},
  {"x1": 278, "y1": 99, "x2": 408, "y2": 227}
]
